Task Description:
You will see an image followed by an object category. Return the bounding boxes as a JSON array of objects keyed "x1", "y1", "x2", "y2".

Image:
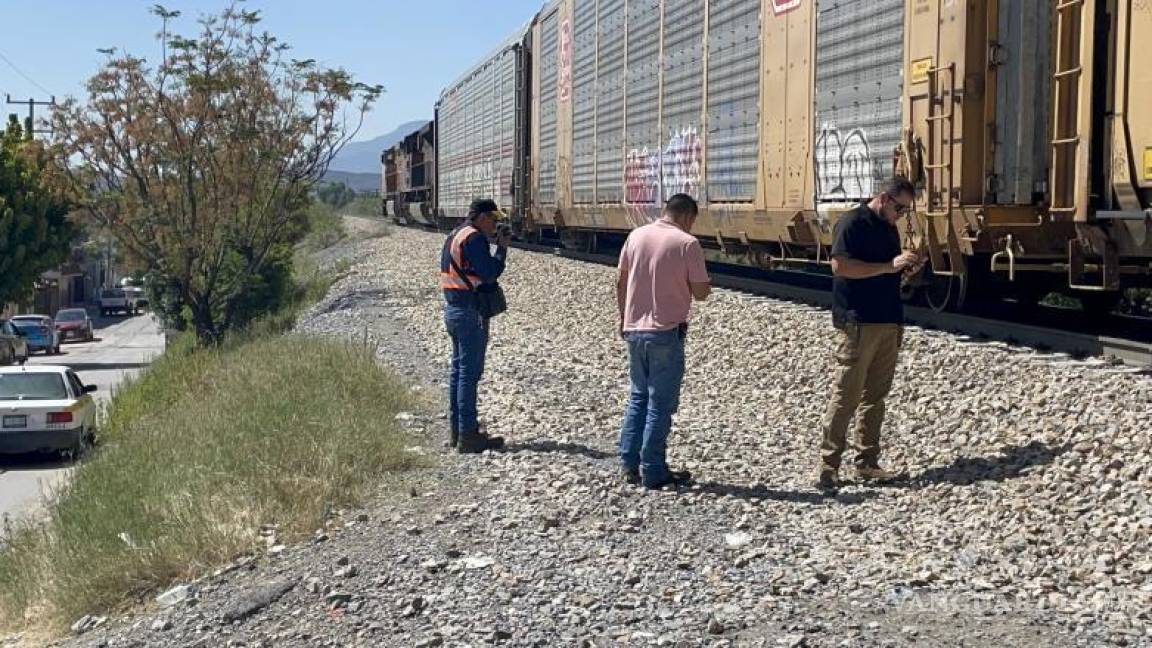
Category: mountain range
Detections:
[{"x1": 328, "y1": 119, "x2": 428, "y2": 175}]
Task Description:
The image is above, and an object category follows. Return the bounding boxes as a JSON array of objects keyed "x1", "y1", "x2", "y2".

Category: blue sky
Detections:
[{"x1": 0, "y1": 0, "x2": 544, "y2": 141}]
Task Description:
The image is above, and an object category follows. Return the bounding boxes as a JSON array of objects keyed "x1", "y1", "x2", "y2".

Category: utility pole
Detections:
[{"x1": 4, "y1": 94, "x2": 55, "y2": 137}]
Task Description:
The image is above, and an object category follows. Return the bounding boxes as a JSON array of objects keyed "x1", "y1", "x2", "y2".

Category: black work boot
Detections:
[
  {"x1": 619, "y1": 466, "x2": 641, "y2": 486},
  {"x1": 813, "y1": 469, "x2": 840, "y2": 494},
  {"x1": 642, "y1": 469, "x2": 693, "y2": 490},
  {"x1": 457, "y1": 428, "x2": 504, "y2": 454},
  {"x1": 476, "y1": 425, "x2": 504, "y2": 451}
]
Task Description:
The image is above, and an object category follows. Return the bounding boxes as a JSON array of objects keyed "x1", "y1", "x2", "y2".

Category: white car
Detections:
[{"x1": 0, "y1": 365, "x2": 98, "y2": 458}]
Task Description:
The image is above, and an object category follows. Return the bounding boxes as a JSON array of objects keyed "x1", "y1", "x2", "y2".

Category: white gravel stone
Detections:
[{"x1": 57, "y1": 224, "x2": 1152, "y2": 648}]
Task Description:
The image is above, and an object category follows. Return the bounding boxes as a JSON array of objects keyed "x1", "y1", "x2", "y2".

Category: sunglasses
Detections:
[{"x1": 886, "y1": 194, "x2": 912, "y2": 215}]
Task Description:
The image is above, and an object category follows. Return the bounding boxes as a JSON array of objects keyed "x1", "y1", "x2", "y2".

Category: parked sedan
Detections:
[
  {"x1": 0, "y1": 365, "x2": 98, "y2": 457},
  {"x1": 54, "y1": 308, "x2": 94, "y2": 343},
  {"x1": 0, "y1": 320, "x2": 30, "y2": 366},
  {"x1": 10, "y1": 315, "x2": 61, "y2": 355}
]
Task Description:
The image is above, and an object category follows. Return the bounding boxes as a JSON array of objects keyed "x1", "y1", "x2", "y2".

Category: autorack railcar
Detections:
[{"x1": 382, "y1": 0, "x2": 1152, "y2": 312}]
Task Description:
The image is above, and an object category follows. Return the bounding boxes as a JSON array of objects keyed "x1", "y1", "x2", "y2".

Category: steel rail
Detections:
[{"x1": 511, "y1": 241, "x2": 1152, "y2": 368}]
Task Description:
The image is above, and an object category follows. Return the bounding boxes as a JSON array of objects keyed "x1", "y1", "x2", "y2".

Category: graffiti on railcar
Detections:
[
  {"x1": 661, "y1": 125, "x2": 702, "y2": 199},
  {"x1": 814, "y1": 125, "x2": 876, "y2": 201},
  {"x1": 771, "y1": 0, "x2": 802, "y2": 15},
  {"x1": 625, "y1": 147, "x2": 660, "y2": 203},
  {"x1": 558, "y1": 18, "x2": 573, "y2": 103},
  {"x1": 624, "y1": 126, "x2": 703, "y2": 204},
  {"x1": 464, "y1": 161, "x2": 492, "y2": 191}
]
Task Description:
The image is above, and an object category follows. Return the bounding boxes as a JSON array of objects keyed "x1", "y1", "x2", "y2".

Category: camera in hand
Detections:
[{"x1": 495, "y1": 222, "x2": 512, "y2": 240}]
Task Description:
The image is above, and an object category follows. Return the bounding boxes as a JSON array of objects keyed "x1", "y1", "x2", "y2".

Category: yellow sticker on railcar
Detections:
[
  {"x1": 1143, "y1": 147, "x2": 1152, "y2": 181},
  {"x1": 911, "y1": 58, "x2": 933, "y2": 84}
]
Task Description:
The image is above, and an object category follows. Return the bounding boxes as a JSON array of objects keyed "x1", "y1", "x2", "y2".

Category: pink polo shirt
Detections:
[{"x1": 618, "y1": 219, "x2": 710, "y2": 332}]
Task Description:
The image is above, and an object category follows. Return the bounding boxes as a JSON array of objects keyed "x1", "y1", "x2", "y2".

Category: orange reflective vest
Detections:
[{"x1": 439, "y1": 225, "x2": 484, "y2": 291}]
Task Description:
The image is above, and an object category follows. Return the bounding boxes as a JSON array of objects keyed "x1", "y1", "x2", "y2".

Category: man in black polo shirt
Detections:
[{"x1": 816, "y1": 177, "x2": 922, "y2": 491}]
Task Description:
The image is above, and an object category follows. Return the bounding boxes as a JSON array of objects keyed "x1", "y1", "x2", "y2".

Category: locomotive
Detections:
[{"x1": 382, "y1": 0, "x2": 1152, "y2": 313}]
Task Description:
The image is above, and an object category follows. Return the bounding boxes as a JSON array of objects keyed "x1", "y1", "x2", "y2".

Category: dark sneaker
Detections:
[
  {"x1": 619, "y1": 466, "x2": 641, "y2": 486},
  {"x1": 477, "y1": 428, "x2": 505, "y2": 451},
  {"x1": 457, "y1": 429, "x2": 504, "y2": 454},
  {"x1": 642, "y1": 469, "x2": 692, "y2": 490},
  {"x1": 814, "y1": 469, "x2": 840, "y2": 493}
]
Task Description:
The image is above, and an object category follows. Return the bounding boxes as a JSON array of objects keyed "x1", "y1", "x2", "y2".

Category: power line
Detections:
[{"x1": 0, "y1": 48, "x2": 56, "y2": 97}]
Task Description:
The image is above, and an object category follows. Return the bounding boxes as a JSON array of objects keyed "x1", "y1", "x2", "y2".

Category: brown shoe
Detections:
[
  {"x1": 813, "y1": 469, "x2": 839, "y2": 492},
  {"x1": 855, "y1": 466, "x2": 902, "y2": 483}
]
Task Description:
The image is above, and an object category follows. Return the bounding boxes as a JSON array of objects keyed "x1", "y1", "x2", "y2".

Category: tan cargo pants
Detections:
[{"x1": 820, "y1": 323, "x2": 902, "y2": 472}]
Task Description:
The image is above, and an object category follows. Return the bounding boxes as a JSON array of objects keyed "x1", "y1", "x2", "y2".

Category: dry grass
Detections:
[{"x1": 0, "y1": 333, "x2": 421, "y2": 632}]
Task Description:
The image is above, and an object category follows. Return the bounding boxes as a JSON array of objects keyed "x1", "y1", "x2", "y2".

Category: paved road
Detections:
[{"x1": 0, "y1": 313, "x2": 164, "y2": 523}]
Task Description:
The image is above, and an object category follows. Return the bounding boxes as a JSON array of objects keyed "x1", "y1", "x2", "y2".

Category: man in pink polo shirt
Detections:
[{"x1": 615, "y1": 194, "x2": 712, "y2": 489}]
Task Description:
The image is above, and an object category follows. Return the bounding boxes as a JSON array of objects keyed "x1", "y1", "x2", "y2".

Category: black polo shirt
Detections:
[{"x1": 830, "y1": 203, "x2": 903, "y2": 328}]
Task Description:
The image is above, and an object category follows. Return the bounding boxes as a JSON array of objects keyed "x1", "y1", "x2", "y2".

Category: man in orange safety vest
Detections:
[{"x1": 439, "y1": 198, "x2": 511, "y2": 453}]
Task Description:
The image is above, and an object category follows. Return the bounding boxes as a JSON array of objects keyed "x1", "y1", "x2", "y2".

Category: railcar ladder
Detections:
[
  {"x1": 1049, "y1": 0, "x2": 1090, "y2": 220},
  {"x1": 1050, "y1": 0, "x2": 1119, "y2": 291},
  {"x1": 513, "y1": 42, "x2": 529, "y2": 225},
  {"x1": 922, "y1": 63, "x2": 964, "y2": 276}
]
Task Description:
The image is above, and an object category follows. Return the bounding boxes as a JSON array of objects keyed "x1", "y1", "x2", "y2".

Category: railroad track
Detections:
[{"x1": 513, "y1": 240, "x2": 1152, "y2": 370}]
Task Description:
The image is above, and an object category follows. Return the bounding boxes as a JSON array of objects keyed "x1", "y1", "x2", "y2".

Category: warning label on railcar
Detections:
[
  {"x1": 910, "y1": 58, "x2": 933, "y2": 84},
  {"x1": 771, "y1": 0, "x2": 801, "y2": 15},
  {"x1": 1144, "y1": 147, "x2": 1152, "y2": 181}
]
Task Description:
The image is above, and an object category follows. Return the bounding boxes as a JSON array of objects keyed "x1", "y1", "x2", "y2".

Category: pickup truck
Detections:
[
  {"x1": 98, "y1": 288, "x2": 134, "y2": 316},
  {"x1": 124, "y1": 286, "x2": 148, "y2": 312}
]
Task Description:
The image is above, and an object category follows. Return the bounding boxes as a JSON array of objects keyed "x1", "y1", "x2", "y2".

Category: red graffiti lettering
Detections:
[
  {"x1": 771, "y1": 0, "x2": 801, "y2": 15},
  {"x1": 625, "y1": 147, "x2": 660, "y2": 203},
  {"x1": 558, "y1": 19, "x2": 572, "y2": 102}
]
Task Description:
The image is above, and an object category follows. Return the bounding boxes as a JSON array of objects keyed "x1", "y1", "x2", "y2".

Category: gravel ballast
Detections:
[{"x1": 48, "y1": 224, "x2": 1151, "y2": 648}]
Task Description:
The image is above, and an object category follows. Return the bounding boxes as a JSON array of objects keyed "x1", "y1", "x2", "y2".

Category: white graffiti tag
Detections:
[
  {"x1": 661, "y1": 125, "x2": 702, "y2": 198},
  {"x1": 624, "y1": 125, "x2": 703, "y2": 204},
  {"x1": 815, "y1": 125, "x2": 875, "y2": 201}
]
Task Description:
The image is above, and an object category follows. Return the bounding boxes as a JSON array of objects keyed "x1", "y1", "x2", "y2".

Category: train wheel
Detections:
[{"x1": 923, "y1": 267, "x2": 969, "y2": 313}]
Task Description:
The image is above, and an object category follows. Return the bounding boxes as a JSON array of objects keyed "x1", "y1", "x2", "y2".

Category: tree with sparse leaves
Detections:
[
  {"x1": 52, "y1": 2, "x2": 382, "y2": 342},
  {"x1": 0, "y1": 116, "x2": 77, "y2": 309}
]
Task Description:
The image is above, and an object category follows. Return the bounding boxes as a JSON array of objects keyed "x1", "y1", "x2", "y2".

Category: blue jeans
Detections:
[
  {"x1": 445, "y1": 304, "x2": 489, "y2": 434},
  {"x1": 618, "y1": 328, "x2": 686, "y2": 485}
]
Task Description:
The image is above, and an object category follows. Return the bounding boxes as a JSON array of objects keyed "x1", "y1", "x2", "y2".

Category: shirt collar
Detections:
[{"x1": 863, "y1": 202, "x2": 892, "y2": 227}]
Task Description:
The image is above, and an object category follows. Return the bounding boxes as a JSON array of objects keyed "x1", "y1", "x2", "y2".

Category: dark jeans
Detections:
[
  {"x1": 445, "y1": 304, "x2": 489, "y2": 434},
  {"x1": 618, "y1": 328, "x2": 686, "y2": 486}
]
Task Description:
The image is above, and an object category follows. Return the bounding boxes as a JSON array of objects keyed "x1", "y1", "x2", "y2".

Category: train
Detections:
[{"x1": 381, "y1": 0, "x2": 1152, "y2": 313}]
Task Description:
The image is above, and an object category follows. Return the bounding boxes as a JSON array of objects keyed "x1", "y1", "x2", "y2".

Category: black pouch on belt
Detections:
[{"x1": 448, "y1": 257, "x2": 508, "y2": 318}]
